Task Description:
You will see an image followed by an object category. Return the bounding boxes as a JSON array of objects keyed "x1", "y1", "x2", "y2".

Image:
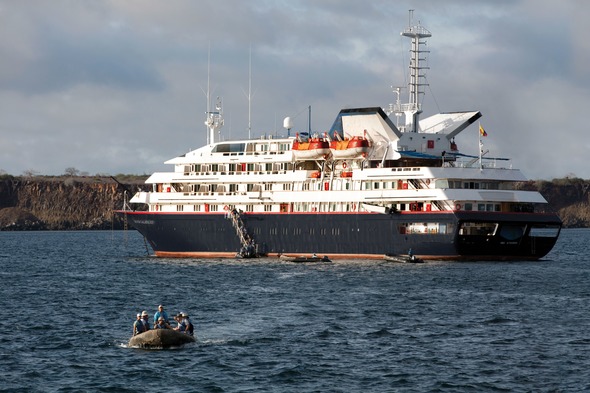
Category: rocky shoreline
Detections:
[
  {"x1": 0, "y1": 175, "x2": 589, "y2": 231},
  {"x1": 0, "y1": 175, "x2": 146, "y2": 231}
]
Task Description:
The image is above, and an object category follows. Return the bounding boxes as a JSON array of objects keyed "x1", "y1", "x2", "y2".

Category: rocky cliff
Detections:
[
  {"x1": 0, "y1": 176, "x2": 146, "y2": 230},
  {"x1": 516, "y1": 178, "x2": 590, "y2": 228},
  {"x1": 0, "y1": 175, "x2": 589, "y2": 230}
]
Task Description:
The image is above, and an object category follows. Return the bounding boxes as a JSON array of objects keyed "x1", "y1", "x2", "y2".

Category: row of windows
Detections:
[
  {"x1": 460, "y1": 203, "x2": 501, "y2": 212},
  {"x1": 211, "y1": 142, "x2": 291, "y2": 154},
  {"x1": 444, "y1": 180, "x2": 513, "y2": 190},
  {"x1": 161, "y1": 202, "x2": 432, "y2": 213},
  {"x1": 399, "y1": 222, "x2": 454, "y2": 235},
  {"x1": 188, "y1": 162, "x2": 293, "y2": 173}
]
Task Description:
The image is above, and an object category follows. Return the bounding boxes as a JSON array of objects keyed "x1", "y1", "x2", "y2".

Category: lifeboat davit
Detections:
[
  {"x1": 292, "y1": 137, "x2": 331, "y2": 160},
  {"x1": 330, "y1": 136, "x2": 370, "y2": 159}
]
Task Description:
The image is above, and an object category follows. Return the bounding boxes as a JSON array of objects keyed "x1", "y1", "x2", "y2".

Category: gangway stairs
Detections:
[{"x1": 227, "y1": 209, "x2": 263, "y2": 258}]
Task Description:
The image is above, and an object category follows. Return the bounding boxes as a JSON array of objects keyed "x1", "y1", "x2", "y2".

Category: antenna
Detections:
[
  {"x1": 248, "y1": 45, "x2": 252, "y2": 139},
  {"x1": 242, "y1": 45, "x2": 254, "y2": 139},
  {"x1": 204, "y1": 45, "x2": 224, "y2": 144},
  {"x1": 206, "y1": 44, "x2": 211, "y2": 144}
]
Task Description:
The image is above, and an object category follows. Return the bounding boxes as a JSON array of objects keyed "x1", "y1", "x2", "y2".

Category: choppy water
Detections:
[{"x1": 1, "y1": 229, "x2": 589, "y2": 392}]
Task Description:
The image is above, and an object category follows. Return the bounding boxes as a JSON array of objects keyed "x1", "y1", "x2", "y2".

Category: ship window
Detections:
[
  {"x1": 373, "y1": 182, "x2": 380, "y2": 189},
  {"x1": 213, "y1": 143, "x2": 245, "y2": 153},
  {"x1": 265, "y1": 183, "x2": 272, "y2": 191},
  {"x1": 364, "y1": 182, "x2": 371, "y2": 190},
  {"x1": 498, "y1": 224, "x2": 525, "y2": 241},
  {"x1": 486, "y1": 204, "x2": 494, "y2": 211},
  {"x1": 459, "y1": 222, "x2": 497, "y2": 236},
  {"x1": 177, "y1": 205, "x2": 184, "y2": 212},
  {"x1": 246, "y1": 205, "x2": 253, "y2": 212},
  {"x1": 264, "y1": 205, "x2": 272, "y2": 212},
  {"x1": 529, "y1": 225, "x2": 560, "y2": 238},
  {"x1": 465, "y1": 203, "x2": 473, "y2": 211},
  {"x1": 257, "y1": 144, "x2": 268, "y2": 152},
  {"x1": 193, "y1": 205, "x2": 200, "y2": 212},
  {"x1": 398, "y1": 222, "x2": 449, "y2": 235}
]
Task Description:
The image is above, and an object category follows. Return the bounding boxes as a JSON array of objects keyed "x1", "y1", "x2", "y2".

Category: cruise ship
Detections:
[{"x1": 119, "y1": 16, "x2": 561, "y2": 260}]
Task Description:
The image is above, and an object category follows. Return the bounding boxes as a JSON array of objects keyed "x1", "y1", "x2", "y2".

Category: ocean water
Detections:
[{"x1": 1, "y1": 229, "x2": 589, "y2": 392}]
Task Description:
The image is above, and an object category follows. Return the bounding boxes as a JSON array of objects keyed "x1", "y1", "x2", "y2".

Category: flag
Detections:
[{"x1": 479, "y1": 124, "x2": 488, "y2": 137}]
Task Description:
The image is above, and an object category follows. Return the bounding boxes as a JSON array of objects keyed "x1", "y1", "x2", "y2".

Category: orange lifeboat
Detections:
[
  {"x1": 340, "y1": 171, "x2": 353, "y2": 178},
  {"x1": 330, "y1": 136, "x2": 370, "y2": 159},
  {"x1": 292, "y1": 136, "x2": 331, "y2": 160}
]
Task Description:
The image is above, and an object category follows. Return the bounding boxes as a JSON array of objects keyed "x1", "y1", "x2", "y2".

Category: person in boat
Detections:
[
  {"x1": 153, "y1": 305, "x2": 169, "y2": 325},
  {"x1": 141, "y1": 310, "x2": 150, "y2": 331},
  {"x1": 173, "y1": 313, "x2": 185, "y2": 332},
  {"x1": 408, "y1": 248, "x2": 415, "y2": 261},
  {"x1": 180, "y1": 312, "x2": 194, "y2": 336},
  {"x1": 154, "y1": 317, "x2": 169, "y2": 329},
  {"x1": 133, "y1": 313, "x2": 145, "y2": 336}
]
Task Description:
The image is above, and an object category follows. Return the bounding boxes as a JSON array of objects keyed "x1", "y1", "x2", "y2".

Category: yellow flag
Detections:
[{"x1": 479, "y1": 124, "x2": 487, "y2": 137}]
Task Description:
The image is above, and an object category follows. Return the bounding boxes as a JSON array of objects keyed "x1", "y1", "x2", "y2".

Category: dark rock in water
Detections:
[{"x1": 128, "y1": 329, "x2": 195, "y2": 349}]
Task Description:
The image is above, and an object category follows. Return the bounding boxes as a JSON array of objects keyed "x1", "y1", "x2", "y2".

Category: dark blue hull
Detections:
[{"x1": 120, "y1": 211, "x2": 561, "y2": 260}]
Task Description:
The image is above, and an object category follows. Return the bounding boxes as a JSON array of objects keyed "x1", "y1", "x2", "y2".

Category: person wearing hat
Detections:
[
  {"x1": 133, "y1": 313, "x2": 145, "y2": 336},
  {"x1": 141, "y1": 311, "x2": 150, "y2": 331},
  {"x1": 153, "y1": 305, "x2": 169, "y2": 325},
  {"x1": 173, "y1": 313, "x2": 185, "y2": 333},
  {"x1": 154, "y1": 316, "x2": 169, "y2": 329},
  {"x1": 180, "y1": 312, "x2": 194, "y2": 336}
]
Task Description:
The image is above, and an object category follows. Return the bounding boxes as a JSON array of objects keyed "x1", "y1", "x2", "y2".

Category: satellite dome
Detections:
[{"x1": 283, "y1": 117, "x2": 294, "y2": 130}]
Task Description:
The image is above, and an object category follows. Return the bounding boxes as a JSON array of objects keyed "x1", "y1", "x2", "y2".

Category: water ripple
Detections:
[{"x1": 1, "y1": 230, "x2": 589, "y2": 392}]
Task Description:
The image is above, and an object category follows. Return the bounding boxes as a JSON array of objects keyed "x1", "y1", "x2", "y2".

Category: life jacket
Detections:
[
  {"x1": 185, "y1": 319, "x2": 194, "y2": 336},
  {"x1": 133, "y1": 320, "x2": 145, "y2": 335}
]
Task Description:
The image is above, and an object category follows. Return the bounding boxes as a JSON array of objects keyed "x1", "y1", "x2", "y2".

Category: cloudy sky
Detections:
[{"x1": 0, "y1": 0, "x2": 588, "y2": 179}]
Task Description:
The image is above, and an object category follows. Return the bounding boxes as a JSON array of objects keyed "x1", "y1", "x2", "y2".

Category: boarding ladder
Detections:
[{"x1": 227, "y1": 209, "x2": 262, "y2": 258}]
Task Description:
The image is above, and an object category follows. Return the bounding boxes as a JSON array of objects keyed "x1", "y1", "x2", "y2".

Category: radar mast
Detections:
[{"x1": 389, "y1": 10, "x2": 431, "y2": 133}]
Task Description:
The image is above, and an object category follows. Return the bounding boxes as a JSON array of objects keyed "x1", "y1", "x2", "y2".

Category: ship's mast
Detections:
[
  {"x1": 248, "y1": 45, "x2": 252, "y2": 139},
  {"x1": 204, "y1": 46, "x2": 224, "y2": 144},
  {"x1": 400, "y1": 10, "x2": 431, "y2": 133}
]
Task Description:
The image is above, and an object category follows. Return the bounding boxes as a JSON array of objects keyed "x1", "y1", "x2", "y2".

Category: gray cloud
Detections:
[{"x1": 0, "y1": 0, "x2": 587, "y2": 180}]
